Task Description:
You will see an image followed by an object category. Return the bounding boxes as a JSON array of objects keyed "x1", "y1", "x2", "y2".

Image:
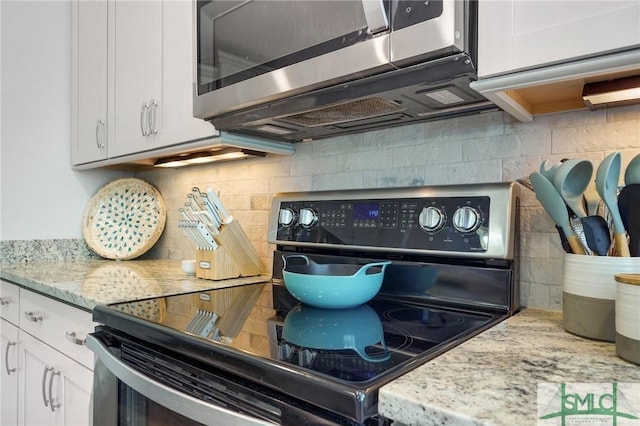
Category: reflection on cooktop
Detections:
[{"x1": 272, "y1": 299, "x2": 495, "y2": 383}]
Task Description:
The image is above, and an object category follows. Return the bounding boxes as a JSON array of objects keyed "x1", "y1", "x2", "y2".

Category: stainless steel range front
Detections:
[{"x1": 87, "y1": 182, "x2": 519, "y2": 426}]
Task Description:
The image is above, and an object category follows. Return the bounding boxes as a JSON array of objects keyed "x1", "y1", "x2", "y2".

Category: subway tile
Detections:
[
  {"x1": 519, "y1": 231, "x2": 549, "y2": 259},
  {"x1": 423, "y1": 159, "x2": 502, "y2": 185},
  {"x1": 336, "y1": 150, "x2": 390, "y2": 171},
  {"x1": 425, "y1": 111, "x2": 504, "y2": 140},
  {"x1": 392, "y1": 138, "x2": 462, "y2": 166},
  {"x1": 552, "y1": 119, "x2": 640, "y2": 154},
  {"x1": 312, "y1": 171, "x2": 364, "y2": 190}
]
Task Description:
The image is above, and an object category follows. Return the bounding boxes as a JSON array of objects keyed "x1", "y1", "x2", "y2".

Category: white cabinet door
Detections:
[
  {"x1": 18, "y1": 331, "x2": 92, "y2": 426},
  {"x1": 110, "y1": 0, "x2": 163, "y2": 158},
  {"x1": 1, "y1": 320, "x2": 19, "y2": 426},
  {"x1": 478, "y1": 0, "x2": 640, "y2": 78},
  {"x1": 71, "y1": 0, "x2": 108, "y2": 165},
  {"x1": 159, "y1": 1, "x2": 217, "y2": 146}
]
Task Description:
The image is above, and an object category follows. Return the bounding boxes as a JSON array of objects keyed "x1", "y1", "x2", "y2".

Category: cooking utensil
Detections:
[
  {"x1": 624, "y1": 153, "x2": 640, "y2": 185},
  {"x1": 595, "y1": 152, "x2": 630, "y2": 257},
  {"x1": 583, "y1": 181, "x2": 602, "y2": 216},
  {"x1": 580, "y1": 215, "x2": 611, "y2": 256},
  {"x1": 617, "y1": 184, "x2": 640, "y2": 256},
  {"x1": 283, "y1": 304, "x2": 390, "y2": 363},
  {"x1": 553, "y1": 159, "x2": 592, "y2": 218},
  {"x1": 540, "y1": 160, "x2": 560, "y2": 181},
  {"x1": 282, "y1": 255, "x2": 392, "y2": 309},
  {"x1": 569, "y1": 216, "x2": 592, "y2": 256},
  {"x1": 552, "y1": 158, "x2": 613, "y2": 255},
  {"x1": 530, "y1": 172, "x2": 585, "y2": 255}
]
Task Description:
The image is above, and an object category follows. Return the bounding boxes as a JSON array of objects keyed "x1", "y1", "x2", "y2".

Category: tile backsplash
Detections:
[{"x1": 139, "y1": 106, "x2": 640, "y2": 311}]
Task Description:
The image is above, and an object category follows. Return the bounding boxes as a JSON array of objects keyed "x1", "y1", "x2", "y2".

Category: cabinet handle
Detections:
[
  {"x1": 48, "y1": 369, "x2": 61, "y2": 412},
  {"x1": 42, "y1": 366, "x2": 52, "y2": 407},
  {"x1": 4, "y1": 341, "x2": 16, "y2": 375},
  {"x1": 95, "y1": 119, "x2": 105, "y2": 149},
  {"x1": 148, "y1": 99, "x2": 158, "y2": 134},
  {"x1": 65, "y1": 331, "x2": 86, "y2": 346},
  {"x1": 0, "y1": 297, "x2": 10, "y2": 306},
  {"x1": 24, "y1": 311, "x2": 43, "y2": 323},
  {"x1": 140, "y1": 102, "x2": 150, "y2": 136}
]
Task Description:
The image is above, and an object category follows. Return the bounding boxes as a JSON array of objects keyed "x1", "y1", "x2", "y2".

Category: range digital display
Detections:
[{"x1": 354, "y1": 203, "x2": 380, "y2": 220}]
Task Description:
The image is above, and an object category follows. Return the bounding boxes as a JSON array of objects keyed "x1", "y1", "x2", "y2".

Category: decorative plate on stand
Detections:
[{"x1": 82, "y1": 178, "x2": 166, "y2": 260}]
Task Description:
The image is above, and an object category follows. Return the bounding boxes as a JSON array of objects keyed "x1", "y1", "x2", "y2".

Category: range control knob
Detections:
[
  {"x1": 278, "y1": 208, "x2": 296, "y2": 227},
  {"x1": 452, "y1": 206, "x2": 482, "y2": 233},
  {"x1": 418, "y1": 206, "x2": 446, "y2": 232},
  {"x1": 299, "y1": 208, "x2": 318, "y2": 228}
]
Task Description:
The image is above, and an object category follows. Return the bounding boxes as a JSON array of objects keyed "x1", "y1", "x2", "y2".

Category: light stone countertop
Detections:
[
  {"x1": 0, "y1": 259, "x2": 271, "y2": 311},
  {"x1": 378, "y1": 309, "x2": 640, "y2": 426}
]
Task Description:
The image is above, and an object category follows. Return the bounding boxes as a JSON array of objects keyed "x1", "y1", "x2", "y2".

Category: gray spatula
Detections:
[{"x1": 530, "y1": 172, "x2": 585, "y2": 255}]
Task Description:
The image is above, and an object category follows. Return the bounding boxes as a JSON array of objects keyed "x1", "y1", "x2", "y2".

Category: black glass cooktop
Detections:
[{"x1": 94, "y1": 282, "x2": 497, "y2": 385}]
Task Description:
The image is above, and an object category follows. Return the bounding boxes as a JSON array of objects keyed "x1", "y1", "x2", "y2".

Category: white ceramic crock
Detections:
[
  {"x1": 614, "y1": 274, "x2": 640, "y2": 365},
  {"x1": 563, "y1": 253, "x2": 640, "y2": 342}
]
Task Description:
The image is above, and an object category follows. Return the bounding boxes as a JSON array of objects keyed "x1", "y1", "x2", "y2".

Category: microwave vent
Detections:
[{"x1": 280, "y1": 97, "x2": 406, "y2": 128}]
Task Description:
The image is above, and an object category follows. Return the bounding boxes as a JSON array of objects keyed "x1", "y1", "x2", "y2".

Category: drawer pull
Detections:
[
  {"x1": 24, "y1": 311, "x2": 43, "y2": 323},
  {"x1": 4, "y1": 341, "x2": 16, "y2": 375},
  {"x1": 0, "y1": 297, "x2": 10, "y2": 306},
  {"x1": 65, "y1": 331, "x2": 86, "y2": 346}
]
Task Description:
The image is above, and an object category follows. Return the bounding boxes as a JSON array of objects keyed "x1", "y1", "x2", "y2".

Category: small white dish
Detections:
[{"x1": 181, "y1": 259, "x2": 196, "y2": 275}]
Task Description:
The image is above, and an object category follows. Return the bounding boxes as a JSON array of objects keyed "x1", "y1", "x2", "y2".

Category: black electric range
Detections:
[{"x1": 90, "y1": 182, "x2": 520, "y2": 426}]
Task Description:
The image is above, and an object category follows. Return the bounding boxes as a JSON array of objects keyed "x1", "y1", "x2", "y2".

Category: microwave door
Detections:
[{"x1": 194, "y1": 0, "x2": 393, "y2": 119}]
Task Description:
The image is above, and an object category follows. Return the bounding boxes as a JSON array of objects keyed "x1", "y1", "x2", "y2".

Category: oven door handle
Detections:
[{"x1": 85, "y1": 335, "x2": 274, "y2": 426}]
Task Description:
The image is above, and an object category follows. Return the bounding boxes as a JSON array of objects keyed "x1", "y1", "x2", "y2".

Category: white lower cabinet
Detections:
[
  {"x1": 0, "y1": 280, "x2": 96, "y2": 426},
  {"x1": 1, "y1": 319, "x2": 19, "y2": 426},
  {"x1": 18, "y1": 331, "x2": 92, "y2": 426}
]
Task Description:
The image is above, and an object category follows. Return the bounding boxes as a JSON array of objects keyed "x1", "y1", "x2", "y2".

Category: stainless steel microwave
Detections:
[{"x1": 193, "y1": 0, "x2": 494, "y2": 142}]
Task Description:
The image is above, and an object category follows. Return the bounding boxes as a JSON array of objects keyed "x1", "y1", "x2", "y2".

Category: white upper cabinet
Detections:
[
  {"x1": 472, "y1": 0, "x2": 640, "y2": 121},
  {"x1": 478, "y1": 1, "x2": 640, "y2": 78},
  {"x1": 110, "y1": 0, "x2": 164, "y2": 158},
  {"x1": 72, "y1": 0, "x2": 108, "y2": 165},
  {"x1": 71, "y1": 0, "x2": 218, "y2": 168}
]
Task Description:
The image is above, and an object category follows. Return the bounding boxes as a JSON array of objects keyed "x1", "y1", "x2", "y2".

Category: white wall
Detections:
[{"x1": 0, "y1": 1, "x2": 129, "y2": 241}]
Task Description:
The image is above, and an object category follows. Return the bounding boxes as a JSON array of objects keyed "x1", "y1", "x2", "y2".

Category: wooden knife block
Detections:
[{"x1": 195, "y1": 220, "x2": 265, "y2": 280}]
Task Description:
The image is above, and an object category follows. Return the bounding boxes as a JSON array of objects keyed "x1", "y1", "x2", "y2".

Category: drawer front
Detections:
[
  {"x1": 19, "y1": 289, "x2": 96, "y2": 370},
  {"x1": 0, "y1": 280, "x2": 20, "y2": 325}
]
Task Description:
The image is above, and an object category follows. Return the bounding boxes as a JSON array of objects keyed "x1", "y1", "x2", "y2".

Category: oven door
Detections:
[
  {"x1": 87, "y1": 334, "x2": 272, "y2": 426},
  {"x1": 194, "y1": 0, "x2": 392, "y2": 119}
]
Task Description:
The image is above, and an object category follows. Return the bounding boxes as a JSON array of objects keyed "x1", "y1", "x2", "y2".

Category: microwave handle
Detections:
[
  {"x1": 86, "y1": 334, "x2": 273, "y2": 426},
  {"x1": 361, "y1": 0, "x2": 389, "y2": 34}
]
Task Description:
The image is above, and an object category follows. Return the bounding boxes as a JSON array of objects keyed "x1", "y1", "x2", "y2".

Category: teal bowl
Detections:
[{"x1": 282, "y1": 254, "x2": 391, "y2": 309}]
